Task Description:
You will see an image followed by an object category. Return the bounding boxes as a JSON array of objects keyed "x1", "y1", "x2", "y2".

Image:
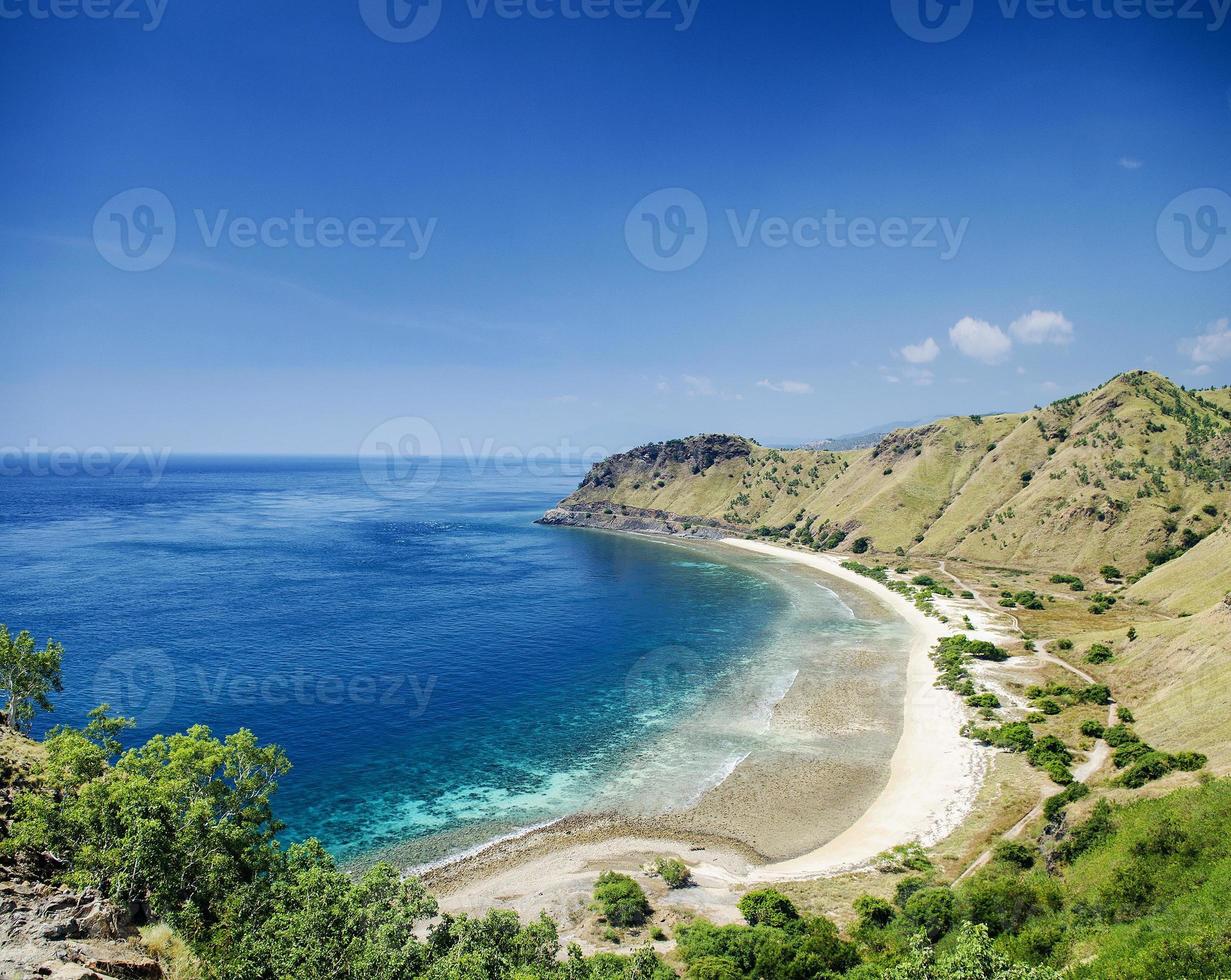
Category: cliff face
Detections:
[{"x1": 541, "y1": 373, "x2": 1231, "y2": 578}]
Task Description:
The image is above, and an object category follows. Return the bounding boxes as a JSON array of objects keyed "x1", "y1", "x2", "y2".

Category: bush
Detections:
[
  {"x1": 912, "y1": 574, "x2": 938, "y2": 587},
  {"x1": 736, "y1": 888, "x2": 798, "y2": 928},
  {"x1": 966, "y1": 693, "x2": 1001, "y2": 709},
  {"x1": 894, "y1": 874, "x2": 932, "y2": 908},
  {"x1": 1043, "y1": 781, "x2": 1090, "y2": 823},
  {"x1": 852, "y1": 536, "x2": 872, "y2": 554},
  {"x1": 1054, "y1": 638, "x2": 1074, "y2": 651},
  {"x1": 1103, "y1": 724, "x2": 1140, "y2": 748},
  {"x1": 1173, "y1": 751, "x2": 1208, "y2": 772},
  {"x1": 594, "y1": 872, "x2": 651, "y2": 926},
  {"x1": 958, "y1": 867, "x2": 1056, "y2": 937},
  {"x1": 853, "y1": 894, "x2": 895, "y2": 929},
  {"x1": 875, "y1": 841, "x2": 934, "y2": 873},
  {"x1": 685, "y1": 956, "x2": 740, "y2": 980},
  {"x1": 1036, "y1": 698, "x2": 1062, "y2": 715},
  {"x1": 903, "y1": 886, "x2": 957, "y2": 941},
  {"x1": 1080, "y1": 719, "x2": 1106, "y2": 739},
  {"x1": 1117, "y1": 752, "x2": 1175, "y2": 789},
  {"x1": 653, "y1": 857, "x2": 691, "y2": 889},
  {"x1": 1086, "y1": 643, "x2": 1114, "y2": 664},
  {"x1": 1078, "y1": 684, "x2": 1112, "y2": 705},
  {"x1": 993, "y1": 840, "x2": 1037, "y2": 869}
]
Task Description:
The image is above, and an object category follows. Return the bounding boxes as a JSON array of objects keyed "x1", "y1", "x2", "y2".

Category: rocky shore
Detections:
[{"x1": 536, "y1": 502, "x2": 738, "y2": 539}]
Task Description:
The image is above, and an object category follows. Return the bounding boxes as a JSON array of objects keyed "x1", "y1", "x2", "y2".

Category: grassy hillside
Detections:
[
  {"x1": 558, "y1": 371, "x2": 1231, "y2": 578},
  {"x1": 1126, "y1": 520, "x2": 1231, "y2": 614}
]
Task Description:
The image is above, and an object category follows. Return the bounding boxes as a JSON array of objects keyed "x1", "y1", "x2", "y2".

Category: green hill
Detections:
[{"x1": 552, "y1": 371, "x2": 1231, "y2": 580}]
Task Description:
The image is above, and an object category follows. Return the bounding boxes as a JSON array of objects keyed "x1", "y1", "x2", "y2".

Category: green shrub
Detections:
[
  {"x1": 966, "y1": 693, "x2": 1001, "y2": 709},
  {"x1": 894, "y1": 874, "x2": 932, "y2": 908},
  {"x1": 594, "y1": 872, "x2": 651, "y2": 926},
  {"x1": 1036, "y1": 698, "x2": 1062, "y2": 715},
  {"x1": 653, "y1": 857, "x2": 691, "y2": 889},
  {"x1": 736, "y1": 888, "x2": 798, "y2": 928},
  {"x1": 1081, "y1": 720, "x2": 1106, "y2": 739},
  {"x1": 1101, "y1": 565, "x2": 1122, "y2": 580},
  {"x1": 1054, "y1": 638, "x2": 1074, "y2": 651},
  {"x1": 993, "y1": 840, "x2": 1037, "y2": 869},
  {"x1": 1086, "y1": 643, "x2": 1114, "y2": 664},
  {"x1": 853, "y1": 894, "x2": 895, "y2": 929},
  {"x1": 904, "y1": 886, "x2": 957, "y2": 941},
  {"x1": 1078, "y1": 684, "x2": 1112, "y2": 705},
  {"x1": 1103, "y1": 724, "x2": 1140, "y2": 748},
  {"x1": 1043, "y1": 781, "x2": 1090, "y2": 823},
  {"x1": 1117, "y1": 752, "x2": 1176, "y2": 789}
]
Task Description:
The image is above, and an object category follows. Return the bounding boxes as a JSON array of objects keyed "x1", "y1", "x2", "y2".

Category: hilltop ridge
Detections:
[{"x1": 548, "y1": 371, "x2": 1231, "y2": 581}]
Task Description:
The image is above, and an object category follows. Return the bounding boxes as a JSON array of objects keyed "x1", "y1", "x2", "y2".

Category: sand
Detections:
[{"x1": 429, "y1": 540, "x2": 988, "y2": 926}]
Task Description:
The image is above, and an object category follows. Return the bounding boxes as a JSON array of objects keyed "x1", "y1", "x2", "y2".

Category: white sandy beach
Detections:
[
  {"x1": 433, "y1": 540, "x2": 987, "y2": 928},
  {"x1": 722, "y1": 541, "x2": 985, "y2": 880}
]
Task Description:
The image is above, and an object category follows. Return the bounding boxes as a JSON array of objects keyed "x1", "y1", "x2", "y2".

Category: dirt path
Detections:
[{"x1": 936, "y1": 561, "x2": 1116, "y2": 883}]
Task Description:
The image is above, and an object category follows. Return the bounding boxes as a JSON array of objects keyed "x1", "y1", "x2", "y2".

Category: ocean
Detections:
[{"x1": 0, "y1": 456, "x2": 904, "y2": 864}]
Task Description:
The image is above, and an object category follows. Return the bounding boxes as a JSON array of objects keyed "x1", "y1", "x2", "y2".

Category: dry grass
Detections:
[{"x1": 140, "y1": 924, "x2": 202, "y2": 980}]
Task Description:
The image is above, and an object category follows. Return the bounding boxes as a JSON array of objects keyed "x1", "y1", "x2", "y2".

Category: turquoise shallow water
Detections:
[{"x1": 0, "y1": 456, "x2": 902, "y2": 864}]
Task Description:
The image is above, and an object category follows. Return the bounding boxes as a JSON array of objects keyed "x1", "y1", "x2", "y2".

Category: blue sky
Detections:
[{"x1": 2, "y1": 0, "x2": 1229, "y2": 456}]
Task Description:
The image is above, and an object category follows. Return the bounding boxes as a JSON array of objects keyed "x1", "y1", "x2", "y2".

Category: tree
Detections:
[
  {"x1": 903, "y1": 887, "x2": 956, "y2": 942},
  {"x1": 0, "y1": 625, "x2": 64, "y2": 731},
  {"x1": 737, "y1": 888, "x2": 799, "y2": 928},
  {"x1": 594, "y1": 872, "x2": 651, "y2": 927}
]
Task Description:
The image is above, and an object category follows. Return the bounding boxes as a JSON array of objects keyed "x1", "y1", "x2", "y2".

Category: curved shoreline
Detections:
[
  {"x1": 720, "y1": 541, "x2": 986, "y2": 879},
  {"x1": 430, "y1": 539, "x2": 986, "y2": 917}
]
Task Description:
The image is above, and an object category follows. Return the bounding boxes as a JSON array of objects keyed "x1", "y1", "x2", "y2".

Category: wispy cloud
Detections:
[
  {"x1": 900, "y1": 337, "x2": 940, "y2": 364},
  {"x1": 1009, "y1": 310, "x2": 1074, "y2": 346},
  {"x1": 1180, "y1": 317, "x2": 1231, "y2": 369},
  {"x1": 682, "y1": 374, "x2": 717, "y2": 397},
  {"x1": 757, "y1": 378, "x2": 813, "y2": 395},
  {"x1": 1118, "y1": 157, "x2": 1144, "y2": 170}
]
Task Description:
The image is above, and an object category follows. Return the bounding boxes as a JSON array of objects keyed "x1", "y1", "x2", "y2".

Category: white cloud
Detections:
[
  {"x1": 950, "y1": 316, "x2": 1013, "y2": 365},
  {"x1": 1180, "y1": 317, "x2": 1231, "y2": 365},
  {"x1": 1194, "y1": 364, "x2": 1212, "y2": 376},
  {"x1": 1118, "y1": 157, "x2": 1144, "y2": 170},
  {"x1": 681, "y1": 374, "x2": 716, "y2": 397},
  {"x1": 900, "y1": 337, "x2": 940, "y2": 364},
  {"x1": 757, "y1": 378, "x2": 814, "y2": 395},
  {"x1": 1041, "y1": 380, "x2": 1059, "y2": 391},
  {"x1": 1009, "y1": 310, "x2": 1074, "y2": 346}
]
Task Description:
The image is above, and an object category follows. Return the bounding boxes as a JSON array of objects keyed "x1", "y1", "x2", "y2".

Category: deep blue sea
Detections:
[{"x1": 0, "y1": 456, "x2": 897, "y2": 864}]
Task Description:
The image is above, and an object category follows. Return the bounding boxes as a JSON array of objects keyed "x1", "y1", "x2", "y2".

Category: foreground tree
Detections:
[{"x1": 0, "y1": 624, "x2": 64, "y2": 731}]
